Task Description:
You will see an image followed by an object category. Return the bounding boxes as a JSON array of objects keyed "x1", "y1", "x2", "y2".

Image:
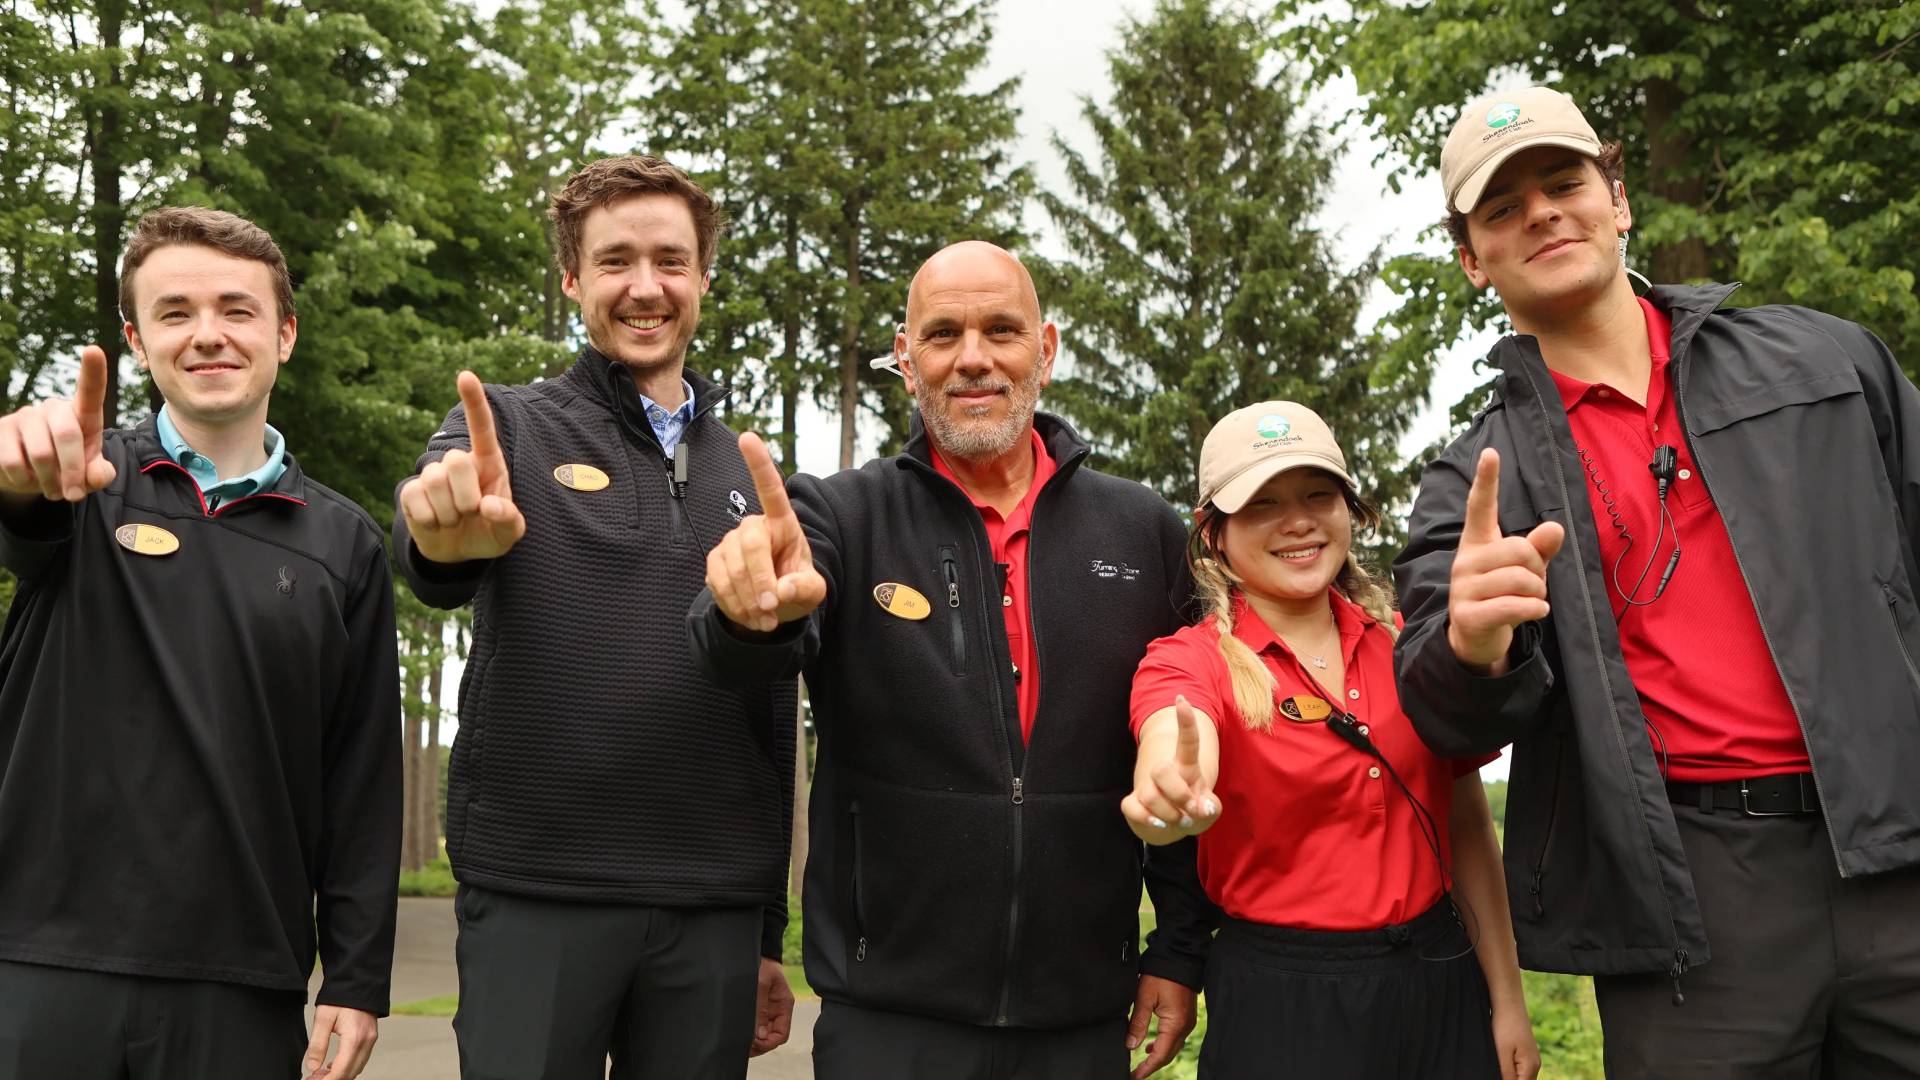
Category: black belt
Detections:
[{"x1": 1665, "y1": 772, "x2": 1821, "y2": 816}]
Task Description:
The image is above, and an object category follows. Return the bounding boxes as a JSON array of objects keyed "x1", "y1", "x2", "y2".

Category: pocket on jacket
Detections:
[{"x1": 1685, "y1": 368, "x2": 1860, "y2": 435}]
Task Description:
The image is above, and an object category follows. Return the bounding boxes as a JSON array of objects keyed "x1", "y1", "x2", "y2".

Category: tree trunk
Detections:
[
  {"x1": 421, "y1": 630, "x2": 445, "y2": 860},
  {"x1": 1641, "y1": 76, "x2": 1710, "y2": 283},
  {"x1": 89, "y1": 0, "x2": 126, "y2": 429},
  {"x1": 780, "y1": 218, "x2": 801, "y2": 472},
  {"x1": 399, "y1": 636, "x2": 426, "y2": 873},
  {"x1": 838, "y1": 209, "x2": 862, "y2": 470}
]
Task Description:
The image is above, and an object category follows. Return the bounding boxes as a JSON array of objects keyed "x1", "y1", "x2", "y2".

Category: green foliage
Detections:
[
  {"x1": 1296, "y1": 0, "x2": 1920, "y2": 407},
  {"x1": 397, "y1": 856, "x2": 456, "y2": 897},
  {"x1": 1039, "y1": 0, "x2": 1422, "y2": 555}
]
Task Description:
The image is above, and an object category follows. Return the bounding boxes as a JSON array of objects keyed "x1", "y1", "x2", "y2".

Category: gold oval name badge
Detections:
[
  {"x1": 1279, "y1": 695, "x2": 1333, "y2": 723},
  {"x1": 115, "y1": 523, "x2": 180, "y2": 557},
  {"x1": 553, "y1": 464, "x2": 610, "y2": 491},
  {"x1": 873, "y1": 583, "x2": 932, "y2": 621}
]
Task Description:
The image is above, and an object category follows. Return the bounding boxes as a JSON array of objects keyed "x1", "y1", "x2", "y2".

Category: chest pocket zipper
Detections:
[
  {"x1": 941, "y1": 549, "x2": 966, "y2": 676},
  {"x1": 1882, "y1": 584, "x2": 1920, "y2": 693}
]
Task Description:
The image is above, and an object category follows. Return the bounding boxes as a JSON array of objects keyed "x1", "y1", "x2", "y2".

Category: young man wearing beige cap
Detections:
[{"x1": 1393, "y1": 85, "x2": 1920, "y2": 1075}]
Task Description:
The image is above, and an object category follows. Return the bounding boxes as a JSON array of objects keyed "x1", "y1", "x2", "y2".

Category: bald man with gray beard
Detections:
[{"x1": 690, "y1": 243, "x2": 1213, "y2": 1080}]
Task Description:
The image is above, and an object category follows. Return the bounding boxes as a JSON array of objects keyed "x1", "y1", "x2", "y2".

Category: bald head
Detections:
[{"x1": 906, "y1": 241, "x2": 1041, "y2": 327}]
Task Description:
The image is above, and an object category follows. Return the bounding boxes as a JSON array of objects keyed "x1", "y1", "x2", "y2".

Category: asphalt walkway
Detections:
[{"x1": 310, "y1": 898, "x2": 815, "y2": 1079}]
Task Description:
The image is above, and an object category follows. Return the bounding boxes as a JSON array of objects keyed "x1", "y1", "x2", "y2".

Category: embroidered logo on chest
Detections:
[
  {"x1": 277, "y1": 567, "x2": 297, "y2": 597},
  {"x1": 1088, "y1": 559, "x2": 1141, "y2": 581},
  {"x1": 728, "y1": 488, "x2": 749, "y2": 522}
]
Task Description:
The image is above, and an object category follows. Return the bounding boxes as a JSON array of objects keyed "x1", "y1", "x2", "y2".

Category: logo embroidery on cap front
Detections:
[
  {"x1": 115, "y1": 523, "x2": 179, "y2": 557},
  {"x1": 1487, "y1": 103, "x2": 1522, "y2": 129},
  {"x1": 1255, "y1": 415, "x2": 1291, "y2": 440},
  {"x1": 873, "y1": 583, "x2": 932, "y2": 620}
]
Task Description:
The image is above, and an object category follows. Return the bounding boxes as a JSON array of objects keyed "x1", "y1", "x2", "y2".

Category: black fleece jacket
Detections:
[
  {"x1": 0, "y1": 420, "x2": 401, "y2": 1014},
  {"x1": 396, "y1": 349, "x2": 796, "y2": 957},
  {"x1": 690, "y1": 412, "x2": 1213, "y2": 1030}
]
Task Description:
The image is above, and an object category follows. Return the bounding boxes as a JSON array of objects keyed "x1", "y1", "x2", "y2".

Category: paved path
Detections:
[{"x1": 310, "y1": 898, "x2": 816, "y2": 1079}]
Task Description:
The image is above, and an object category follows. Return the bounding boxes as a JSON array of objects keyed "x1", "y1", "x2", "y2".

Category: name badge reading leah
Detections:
[
  {"x1": 115, "y1": 523, "x2": 180, "y2": 557},
  {"x1": 873, "y1": 583, "x2": 932, "y2": 621},
  {"x1": 1279, "y1": 695, "x2": 1333, "y2": 723},
  {"x1": 553, "y1": 464, "x2": 610, "y2": 491}
]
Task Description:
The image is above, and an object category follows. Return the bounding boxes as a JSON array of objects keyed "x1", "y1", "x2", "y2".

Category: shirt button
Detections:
[
  {"x1": 1597, "y1": 388, "x2": 1611, "y2": 398},
  {"x1": 1677, "y1": 468, "x2": 1692, "y2": 480},
  {"x1": 1348, "y1": 688, "x2": 1361, "y2": 700},
  {"x1": 1002, "y1": 594, "x2": 1013, "y2": 607},
  {"x1": 1358, "y1": 725, "x2": 1370, "y2": 736},
  {"x1": 1367, "y1": 766, "x2": 1381, "y2": 779}
]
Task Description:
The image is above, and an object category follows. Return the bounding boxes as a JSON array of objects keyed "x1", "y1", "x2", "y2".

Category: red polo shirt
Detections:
[
  {"x1": 1129, "y1": 592, "x2": 1492, "y2": 930},
  {"x1": 1548, "y1": 298, "x2": 1809, "y2": 782},
  {"x1": 932, "y1": 429, "x2": 1056, "y2": 743}
]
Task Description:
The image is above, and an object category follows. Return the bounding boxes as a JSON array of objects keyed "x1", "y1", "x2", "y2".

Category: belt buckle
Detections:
[{"x1": 1739, "y1": 779, "x2": 1800, "y2": 817}]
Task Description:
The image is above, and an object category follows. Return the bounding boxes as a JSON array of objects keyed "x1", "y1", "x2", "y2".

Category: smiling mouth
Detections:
[
  {"x1": 1273, "y1": 544, "x2": 1325, "y2": 562},
  {"x1": 618, "y1": 315, "x2": 667, "y2": 332},
  {"x1": 185, "y1": 363, "x2": 242, "y2": 374},
  {"x1": 1528, "y1": 239, "x2": 1580, "y2": 262}
]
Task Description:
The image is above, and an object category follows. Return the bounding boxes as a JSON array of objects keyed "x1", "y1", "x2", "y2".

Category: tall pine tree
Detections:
[{"x1": 1041, "y1": 0, "x2": 1419, "y2": 548}]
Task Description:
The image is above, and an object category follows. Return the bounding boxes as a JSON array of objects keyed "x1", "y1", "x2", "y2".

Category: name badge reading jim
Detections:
[
  {"x1": 1279, "y1": 695, "x2": 1333, "y2": 723},
  {"x1": 553, "y1": 464, "x2": 610, "y2": 491},
  {"x1": 115, "y1": 524, "x2": 179, "y2": 556},
  {"x1": 873, "y1": 583, "x2": 931, "y2": 621}
]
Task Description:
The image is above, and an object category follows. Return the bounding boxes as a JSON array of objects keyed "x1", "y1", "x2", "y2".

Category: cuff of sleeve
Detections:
[
  {"x1": 0, "y1": 497, "x2": 73, "y2": 543},
  {"x1": 314, "y1": 985, "x2": 391, "y2": 1020},
  {"x1": 762, "y1": 905, "x2": 788, "y2": 961},
  {"x1": 688, "y1": 593, "x2": 808, "y2": 681},
  {"x1": 1138, "y1": 944, "x2": 1205, "y2": 992},
  {"x1": 405, "y1": 540, "x2": 490, "y2": 585}
]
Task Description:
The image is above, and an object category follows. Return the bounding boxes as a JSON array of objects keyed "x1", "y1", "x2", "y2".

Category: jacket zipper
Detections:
[
  {"x1": 1881, "y1": 585, "x2": 1920, "y2": 692},
  {"x1": 665, "y1": 441, "x2": 691, "y2": 546},
  {"x1": 941, "y1": 551, "x2": 966, "y2": 676},
  {"x1": 1669, "y1": 948, "x2": 1691, "y2": 1006},
  {"x1": 996, "y1": 774, "x2": 1025, "y2": 1025},
  {"x1": 850, "y1": 799, "x2": 868, "y2": 961},
  {"x1": 1672, "y1": 347, "x2": 1844, "y2": 874}
]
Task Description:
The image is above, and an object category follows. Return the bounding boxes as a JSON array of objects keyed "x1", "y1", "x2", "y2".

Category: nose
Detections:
[
  {"x1": 627, "y1": 263, "x2": 665, "y2": 303},
  {"x1": 953, "y1": 330, "x2": 993, "y2": 378},
  {"x1": 190, "y1": 311, "x2": 225, "y2": 351},
  {"x1": 1521, "y1": 188, "x2": 1562, "y2": 229}
]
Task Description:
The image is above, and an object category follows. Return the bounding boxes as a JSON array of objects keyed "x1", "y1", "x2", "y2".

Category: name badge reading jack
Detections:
[
  {"x1": 115, "y1": 523, "x2": 179, "y2": 556},
  {"x1": 553, "y1": 464, "x2": 610, "y2": 491},
  {"x1": 1279, "y1": 695, "x2": 1333, "y2": 723},
  {"x1": 873, "y1": 583, "x2": 932, "y2": 621}
]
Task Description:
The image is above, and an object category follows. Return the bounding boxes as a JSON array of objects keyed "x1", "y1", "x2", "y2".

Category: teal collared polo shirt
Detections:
[{"x1": 155, "y1": 405, "x2": 288, "y2": 511}]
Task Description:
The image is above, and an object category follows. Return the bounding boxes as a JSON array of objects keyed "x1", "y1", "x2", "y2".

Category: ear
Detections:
[
  {"x1": 701, "y1": 267, "x2": 713, "y2": 296},
  {"x1": 1457, "y1": 244, "x2": 1490, "y2": 290},
  {"x1": 1037, "y1": 322, "x2": 1060, "y2": 389},
  {"x1": 277, "y1": 315, "x2": 297, "y2": 365},
  {"x1": 122, "y1": 321, "x2": 145, "y2": 368},
  {"x1": 1611, "y1": 180, "x2": 1633, "y2": 233},
  {"x1": 895, "y1": 326, "x2": 917, "y2": 395},
  {"x1": 561, "y1": 268, "x2": 581, "y2": 303}
]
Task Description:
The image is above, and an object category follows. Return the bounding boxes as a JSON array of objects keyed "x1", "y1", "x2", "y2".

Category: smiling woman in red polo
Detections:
[{"x1": 1124, "y1": 401, "x2": 1538, "y2": 1080}]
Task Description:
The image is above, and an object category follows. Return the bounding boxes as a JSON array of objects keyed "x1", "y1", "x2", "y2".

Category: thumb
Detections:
[
  {"x1": 1125, "y1": 996, "x2": 1152, "y2": 1050},
  {"x1": 1527, "y1": 519, "x2": 1565, "y2": 565}
]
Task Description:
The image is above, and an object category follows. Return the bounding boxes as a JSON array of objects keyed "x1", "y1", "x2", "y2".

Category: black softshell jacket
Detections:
[
  {"x1": 396, "y1": 350, "x2": 796, "y2": 957},
  {"x1": 1395, "y1": 284, "x2": 1920, "y2": 980},
  {"x1": 690, "y1": 413, "x2": 1214, "y2": 1030},
  {"x1": 0, "y1": 420, "x2": 402, "y2": 1014}
]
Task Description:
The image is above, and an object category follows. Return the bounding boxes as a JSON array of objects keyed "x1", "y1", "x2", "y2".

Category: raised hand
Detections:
[
  {"x1": 705, "y1": 432, "x2": 827, "y2": 633},
  {"x1": 0, "y1": 345, "x2": 118, "y2": 503},
  {"x1": 1446, "y1": 448, "x2": 1564, "y2": 674},
  {"x1": 400, "y1": 371, "x2": 526, "y2": 563},
  {"x1": 1122, "y1": 695, "x2": 1220, "y2": 842}
]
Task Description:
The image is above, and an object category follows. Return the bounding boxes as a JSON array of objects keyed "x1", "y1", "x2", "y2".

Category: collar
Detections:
[
  {"x1": 927, "y1": 427, "x2": 1056, "y2": 524},
  {"x1": 1227, "y1": 588, "x2": 1375, "y2": 668},
  {"x1": 155, "y1": 404, "x2": 288, "y2": 493},
  {"x1": 127, "y1": 416, "x2": 309, "y2": 504},
  {"x1": 1492, "y1": 281, "x2": 1739, "y2": 403},
  {"x1": 903, "y1": 409, "x2": 1092, "y2": 479},
  {"x1": 566, "y1": 346, "x2": 730, "y2": 442},
  {"x1": 1547, "y1": 296, "x2": 1676, "y2": 412},
  {"x1": 637, "y1": 379, "x2": 697, "y2": 423}
]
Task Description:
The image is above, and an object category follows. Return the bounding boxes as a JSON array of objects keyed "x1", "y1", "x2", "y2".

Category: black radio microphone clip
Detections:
[{"x1": 1649, "y1": 445, "x2": 1679, "y2": 501}]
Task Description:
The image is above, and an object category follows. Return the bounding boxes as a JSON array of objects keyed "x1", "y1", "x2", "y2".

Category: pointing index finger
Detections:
[
  {"x1": 738, "y1": 432, "x2": 794, "y2": 522},
  {"x1": 75, "y1": 345, "x2": 109, "y2": 444},
  {"x1": 1462, "y1": 447, "x2": 1503, "y2": 545},
  {"x1": 1174, "y1": 694, "x2": 1200, "y2": 769},
  {"x1": 456, "y1": 371, "x2": 503, "y2": 462}
]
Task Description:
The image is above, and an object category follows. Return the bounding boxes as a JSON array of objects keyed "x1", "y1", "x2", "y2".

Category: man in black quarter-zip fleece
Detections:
[
  {"x1": 0, "y1": 207, "x2": 401, "y2": 1080},
  {"x1": 693, "y1": 241, "x2": 1213, "y2": 1080},
  {"x1": 395, "y1": 156, "x2": 797, "y2": 1080}
]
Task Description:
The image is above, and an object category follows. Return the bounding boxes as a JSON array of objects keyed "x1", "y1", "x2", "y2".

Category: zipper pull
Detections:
[
  {"x1": 671, "y1": 442, "x2": 689, "y2": 499},
  {"x1": 856, "y1": 937, "x2": 867, "y2": 962},
  {"x1": 1669, "y1": 948, "x2": 1690, "y2": 1006},
  {"x1": 944, "y1": 559, "x2": 961, "y2": 608},
  {"x1": 1011, "y1": 777, "x2": 1025, "y2": 805}
]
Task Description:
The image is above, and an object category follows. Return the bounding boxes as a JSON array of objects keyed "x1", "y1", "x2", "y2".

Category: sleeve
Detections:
[
  {"x1": 687, "y1": 472, "x2": 841, "y2": 684},
  {"x1": 761, "y1": 900, "x2": 788, "y2": 961},
  {"x1": 1391, "y1": 426, "x2": 1556, "y2": 759},
  {"x1": 0, "y1": 498, "x2": 77, "y2": 579},
  {"x1": 313, "y1": 541, "x2": 405, "y2": 1016},
  {"x1": 1130, "y1": 632, "x2": 1226, "y2": 738},
  {"x1": 760, "y1": 676, "x2": 800, "y2": 960},
  {"x1": 393, "y1": 392, "x2": 501, "y2": 609},
  {"x1": 1835, "y1": 312, "x2": 1920, "y2": 578}
]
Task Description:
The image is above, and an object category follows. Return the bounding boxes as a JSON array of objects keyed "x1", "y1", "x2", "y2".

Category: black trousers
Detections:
[
  {"x1": 0, "y1": 960, "x2": 305, "y2": 1079},
  {"x1": 1197, "y1": 900, "x2": 1498, "y2": 1080},
  {"x1": 812, "y1": 998, "x2": 1130, "y2": 1080},
  {"x1": 1596, "y1": 805, "x2": 1920, "y2": 1079},
  {"x1": 452, "y1": 884, "x2": 762, "y2": 1080}
]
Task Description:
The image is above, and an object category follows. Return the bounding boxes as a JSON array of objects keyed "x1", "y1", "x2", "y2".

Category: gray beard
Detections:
[{"x1": 915, "y1": 366, "x2": 1044, "y2": 462}]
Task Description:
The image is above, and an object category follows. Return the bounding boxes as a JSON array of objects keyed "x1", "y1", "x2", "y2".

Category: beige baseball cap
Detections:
[
  {"x1": 1442, "y1": 86, "x2": 1602, "y2": 214},
  {"x1": 1197, "y1": 402, "x2": 1354, "y2": 514}
]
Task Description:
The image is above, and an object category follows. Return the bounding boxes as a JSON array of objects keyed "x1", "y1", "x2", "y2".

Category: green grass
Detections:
[
  {"x1": 398, "y1": 856, "x2": 457, "y2": 897},
  {"x1": 392, "y1": 993, "x2": 459, "y2": 1017}
]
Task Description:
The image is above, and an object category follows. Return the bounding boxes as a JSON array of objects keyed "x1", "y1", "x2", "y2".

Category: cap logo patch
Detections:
[
  {"x1": 1255, "y1": 415, "x2": 1291, "y2": 440},
  {"x1": 115, "y1": 523, "x2": 179, "y2": 556},
  {"x1": 1279, "y1": 694, "x2": 1333, "y2": 723},
  {"x1": 873, "y1": 582, "x2": 932, "y2": 621},
  {"x1": 553, "y1": 463, "x2": 610, "y2": 491},
  {"x1": 1486, "y1": 103, "x2": 1522, "y2": 129}
]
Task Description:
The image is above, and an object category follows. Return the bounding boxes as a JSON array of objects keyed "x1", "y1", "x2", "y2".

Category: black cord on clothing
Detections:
[{"x1": 1574, "y1": 444, "x2": 1681, "y2": 607}]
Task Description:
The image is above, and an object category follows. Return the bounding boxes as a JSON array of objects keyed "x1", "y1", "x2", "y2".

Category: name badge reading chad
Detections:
[
  {"x1": 115, "y1": 523, "x2": 180, "y2": 557},
  {"x1": 553, "y1": 464, "x2": 610, "y2": 491},
  {"x1": 873, "y1": 583, "x2": 931, "y2": 621},
  {"x1": 1279, "y1": 695, "x2": 1333, "y2": 723}
]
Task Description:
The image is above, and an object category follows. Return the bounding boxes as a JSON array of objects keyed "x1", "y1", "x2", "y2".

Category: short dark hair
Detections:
[
  {"x1": 119, "y1": 206, "x2": 295, "y2": 327},
  {"x1": 549, "y1": 155, "x2": 723, "y2": 277},
  {"x1": 1445, "y1": 140, "x2": 1626, "y2": 254}
]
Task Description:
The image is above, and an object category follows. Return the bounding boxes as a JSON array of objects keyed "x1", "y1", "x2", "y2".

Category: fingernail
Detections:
[
  {"x1": 759, "y1": 591, "x2": 776, "y2": 611},
  {"x1": 1147, "y1": 816, "x2": 1167, "y2": 829},
  {"x1": 1178, "y1": 814, "x2": 1194, "y2": 828},
  {"x1": 1126, "y1": 1036, "x2": 1140, "y2": 1050},
  {"x1": 1202, "y1": 799, "x2": 1218, "y2": 817}
]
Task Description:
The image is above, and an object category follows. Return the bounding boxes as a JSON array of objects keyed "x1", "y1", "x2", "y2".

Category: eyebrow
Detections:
[
  {"x1": 590, "y1": 240, "x2": 696, "y2": 260},
  {"x1": 150, "y1": 291, "x2": 263, "y2": 310},
  {"x1": 916, "y1": 310, "x2": 1029, "y2": 334},
  {"x1": 1476, "y1": 156, "x2": 1588, "y2": 207}
]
